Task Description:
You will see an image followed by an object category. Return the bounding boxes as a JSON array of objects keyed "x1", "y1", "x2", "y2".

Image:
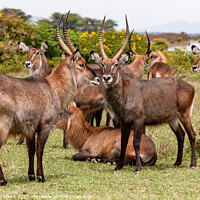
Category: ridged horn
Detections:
[
  {"x1": 144, "y1": 30, "x2": 151, "y2": 55},
  {"x1": 129, "y1": 29, "x2": 138, "y2": 55},
  {"x1": 56, "y1": 15, "x2": 72, "y2": 56},
  {"x1": 63, "y1": 10, "x2": 77, "y2": 53},
  {"x1": 99, "y1": 16, "x2": 108, "y2": 59},
  {"x1": 113, "y1": 15, "x2": 129, "y2": 60}
]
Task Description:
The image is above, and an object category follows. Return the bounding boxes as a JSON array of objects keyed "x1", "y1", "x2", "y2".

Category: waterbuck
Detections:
[
  {"x1": 53, "y1": 102, "x2": 157, "y2": 166},
  {"x1": 145, "y1": 50, "x2": 173, "y2": 79},
  {"x1": 90, "y1": 16, "x2": 196, "y2": 173},
  {"x1": 18, "y1": 41, "x2": 52, "y2": 77},
  {"x1": 0, "y1": 15, "x2": 99, "y2": 186},
  {"x1": 191, "y1": 45, "x2": 200, "y2": 72}
]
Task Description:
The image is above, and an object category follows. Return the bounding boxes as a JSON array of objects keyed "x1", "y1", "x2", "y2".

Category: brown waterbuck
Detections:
[
  {"x1": 90, "y1": 16, "x2": 196, "y2": 173},
  {"x1": 128, "y1": 30, "x2": 151, "y2": 78},
  {"x1": 145, "y1": 50, "x2": 173, "y2": 79},
  {"x1": 191, "y1": 45, "x2": 200, "y2": 72},
  {"x1": 0, "y1": 15, "x2": 99, "y2": 186},
  {"x1": 53, "y1": 102, "x2": 157, "y2": 166},
  {"x1": 18, "y1": 41, "x2": 52, "y2": 77},
  {"x1": 17, "y1": 41, "x2": 53, "y2": 146}
]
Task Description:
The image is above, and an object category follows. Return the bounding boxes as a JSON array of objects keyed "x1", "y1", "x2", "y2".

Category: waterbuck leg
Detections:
[
  {"x1": 133, "y1": 118, "x2": 145, "y2": 173},
  {"x1": 62, "y1": 131, "x2": 68, "y2": 149},
  {"x1": 71, "y1": 149, "x2": 91, "y2": 161},
  {"x1": 169, "y1": 116, "x2": 185, "y2": 167},
  {"x1": 115, "y1": 122, "x2": 131, "y2": 171},
  {"x1": 178, "y1": 113, "x2": 197, "y2": 168},
  {"x1": 106, "y1": 112, "x2": 111, "y2": 126},
  {"x1": 0, "y1": 127, "x2": 8, "y2": 186},
  {"x1": 26, "y1": 134, "x2": 36, "y2": 181},
  {"x1": 17, "y1": 135, "x2": 25, "y2": 145},
  {"x1": 36, "y1": 129, "x2": 50, "y2": 183},
  {"x1": 95, "y1": 109, "x2": 103, "y2": 127}
]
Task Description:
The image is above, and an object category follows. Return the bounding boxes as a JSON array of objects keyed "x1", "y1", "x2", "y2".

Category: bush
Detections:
[{"x1": 151, "y1": 38, "x2": 168, "y2": 51}]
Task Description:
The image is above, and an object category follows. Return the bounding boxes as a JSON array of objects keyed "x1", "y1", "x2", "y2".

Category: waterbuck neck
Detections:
[
  {"x1": 66, "y1": 108, "x2": 105, "y2": 151},
  {"x1": 103, "y1": 72, "x2": 125, "y2": 120},
  {"x1": 30, "y1": 54, "x2": 52, "y2": 77},
  {"x1": 45, "y1": 59, "x2": 77, "y2": 109}
]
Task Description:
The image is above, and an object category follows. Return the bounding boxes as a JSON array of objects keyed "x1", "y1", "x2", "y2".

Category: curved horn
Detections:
[
  {"x1": 63, "y1": 10, "x2": 77, "y2": 53},
  {"x1": 99, "y1": 16, "x2": 108, "y2": 59},
  {"x1": 113, "y1": 15, "x2": 129, "y2": 60},
  {"x1": 144, "y1": 30, "x2": 151, "y2": 55},
  {"x1": 129, "y1": 29, "x2": 138, "y2": 55},
  {"x1": 56, "y1": 15, "x2": 72, "y2": 56}
]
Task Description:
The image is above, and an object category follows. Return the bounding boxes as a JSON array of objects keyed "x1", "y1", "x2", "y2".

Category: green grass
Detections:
[{"x1": 1, "y1": 76, "x2": 200, "y2": 199}]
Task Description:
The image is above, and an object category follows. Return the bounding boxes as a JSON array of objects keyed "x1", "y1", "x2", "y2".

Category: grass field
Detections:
[{"x1": 1, "y1": 75, "x2": 200, "y2": 199}]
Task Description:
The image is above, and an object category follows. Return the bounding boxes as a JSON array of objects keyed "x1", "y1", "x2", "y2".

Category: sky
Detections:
[{"x1": 0, "y1": 0, "x2": 200, "y2": 31}]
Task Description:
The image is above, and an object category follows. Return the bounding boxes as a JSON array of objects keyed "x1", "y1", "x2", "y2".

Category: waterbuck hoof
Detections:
[
  {"x1": 114, "y1": 164, "x2": 123, "y2": 171},
  {"x1": 134, "y1": 170, "x2": 141, "y2": 175},
  {"x1": 190, "y1": 166, "x2": 196, "y2": 170},
  {"x1": 28, "y1": 175, "x2": 36, "y2": 181},
  {"x1": 37, "y1": 176, "x2": 45, "y2": 183},
  {"x1": 0, "y1": 179, "x2": 8, "y2": 186},
  {"x1": 173, "y1": 162, "x2": 181, "y2": 168}
]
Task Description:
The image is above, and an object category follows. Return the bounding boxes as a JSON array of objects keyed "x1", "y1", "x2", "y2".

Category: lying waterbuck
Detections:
[
  {"x1": 145, "y1": 50, "x2": 172, "y2": 79},
  {"x1": 90, "y1": 16, "x2": 196, "y2": 173},
  {"x1": 0, "y1": 16, "x2": 99, "y2": 186},
  {"x1": 191, "y1": 45, "x2": 200, "y2": 72},
  {"x1": 53, "y1": 102, "x2": 157, "y2": 166}
]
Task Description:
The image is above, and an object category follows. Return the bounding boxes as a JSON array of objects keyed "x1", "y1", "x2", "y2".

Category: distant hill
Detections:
[{"x1": 136, "y1": 20, "x2": 200, "y2": 35}]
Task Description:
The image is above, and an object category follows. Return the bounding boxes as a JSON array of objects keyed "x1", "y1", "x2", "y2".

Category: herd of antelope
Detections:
[{"x1": 0, "y1": 10, "x2": 199, "y2": 186}]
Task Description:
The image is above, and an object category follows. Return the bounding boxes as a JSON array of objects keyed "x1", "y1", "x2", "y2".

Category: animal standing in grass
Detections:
[
  {"x1": 0, "y1": 14, "x2": 99, "y2": 186},
  {"x1": 53, "y1": 102, "x2": 157, "y2": 166},
  {"x1": 90, "y1": 16, "x2": 196, "y2": 173}
]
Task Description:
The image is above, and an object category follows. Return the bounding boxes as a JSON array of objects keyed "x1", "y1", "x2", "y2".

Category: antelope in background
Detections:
[
  {"x1": 17, "y1": 41, "x2": 55, "y2": 146},
  {"x1": 128, "y1": 30, "x2": 151, "y2": 78},
  {"x1": 53, "y1": 102, "x2": 157, "y2": 166},
  {"x1": 145, "y1": 49, "x2": 173, "y2": 79},
  {"x1": 0, "y1": 13, "x2": 99, "y2": 186},
  {"x1": 90, "y1": 16, "x2": 196, "y2": 174},
  {"x1": 191, "y1": 45, "x2": 200, "y2": 72},
  {"x1": 18, "y1": 41, "x2": 52, "y2": 77}
]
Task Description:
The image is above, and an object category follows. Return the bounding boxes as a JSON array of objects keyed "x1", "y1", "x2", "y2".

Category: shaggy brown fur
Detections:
[
  {"x1": 54, "y1": 102, "x2": 157, "y2": 166},
  {"x1": 0, "y1": 50, "x2": 97, "y2": 186}
]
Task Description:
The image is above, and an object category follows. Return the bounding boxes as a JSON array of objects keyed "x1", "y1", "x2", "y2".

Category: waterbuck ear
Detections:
[
  {"x1": 40, "y1": 42, "x2": 48, "y2": 53},
  {"x1": 90, "y1": 51, "x2": 105, "y2": 68},
  {"x1": 118, "y1": 52, "x2": 130, "y2": 65},
  {"x1": 191, "y1": 45, "x2": 200, "y2": 55},
  {"x1": 18, "y1": 41, "x2": 29, "y2": 52},
  {"x1": 60, "y1": 53, "x2": 66, "y2": 60},
  {"x1": 73, "y1": 49, "x2": 80, "y2": 62}
]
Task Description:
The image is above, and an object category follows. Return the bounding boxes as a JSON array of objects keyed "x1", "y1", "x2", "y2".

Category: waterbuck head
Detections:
[
  {"x1": 128, "y1": 30, "x2": 151, "y2": 78},
  {"x1": 56, "y1": 11, "x2": 99, "y2": 88},
  {"x1": 90, "y1": 15, "x2": 130, "y2": 86},
  {"x1": 18, "y1": 41, "x2": 49, "y2": 76},
  {"x1": 191, "y1": 45, "x2": 200, "y2": 72},
  {"x1": 145, "y1": 50, "x2": 167, "y2": 67}
]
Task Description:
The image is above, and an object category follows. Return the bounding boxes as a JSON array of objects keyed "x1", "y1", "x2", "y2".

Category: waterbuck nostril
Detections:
[
  {"x1": 192, "y1": 65, "x2": 199, "y2": 72},
  {"x1": 24, "y1": 61, "x2": 32, "y2": 68},
  {"x1": 103, "y1": 75, "x2": 111, "y2": 82}
]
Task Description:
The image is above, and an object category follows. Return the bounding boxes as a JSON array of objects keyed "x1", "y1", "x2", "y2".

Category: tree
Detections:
[{"x1": 0, "y1": 8, "x2": 32, "y2": 21}]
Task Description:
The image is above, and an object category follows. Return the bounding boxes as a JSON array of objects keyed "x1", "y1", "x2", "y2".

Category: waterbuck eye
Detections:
[
  {"x1": 35, "y1": 51, "x2": 39, "y2": 55},
  {"x1": 79, "y1": 63, "x2": 85, "y2": 68}
]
